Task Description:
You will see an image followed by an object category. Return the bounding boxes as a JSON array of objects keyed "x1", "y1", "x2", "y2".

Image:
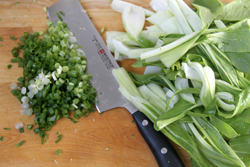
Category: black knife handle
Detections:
[{"x1": 132, "y1": 111, "x2": 185, "y2": 167}]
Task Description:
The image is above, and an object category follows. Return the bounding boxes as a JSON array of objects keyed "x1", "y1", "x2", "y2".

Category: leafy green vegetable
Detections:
[
  {"x1": 217, "y1": 0, "x2": 250, "y2": 21},
  {"x1": 109, "y1": 0, "x2": 250, "y2": 166}
]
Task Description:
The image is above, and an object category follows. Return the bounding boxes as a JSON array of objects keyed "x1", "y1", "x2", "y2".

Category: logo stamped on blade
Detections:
[{"x1": 93, "y1": 35, "x2": 114, "y2": 70}]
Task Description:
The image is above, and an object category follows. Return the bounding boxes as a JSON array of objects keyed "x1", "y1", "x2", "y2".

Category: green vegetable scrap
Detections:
[
  {"x1": 27, "y1": 124, "x2": 33, "y2": 130},
  {"x1": 59, "y1": 11, "x2": 65, "y2": 16},
  {"x1": 17, "y1": 140, "x2": 24, "y2": 147},
  {"x1": 55, "y1": 134, "x2": 63, "y2": 143},
  {"x1": 101, "y1": 27, "x2": 105, "y2": 34},
  {"x1": 43, "y1": 7, "x2": 47, "y2": 13},
  {"x1": 19, "y1": 127, "x2": 24, "y2": 133},
  {"x1": 55, "y1": 150, "x2": 62, "y2": 156},
  {"x1": 0, "y1": 137, "x2": 4, "y2": 141},
  {"x1": 109, "y1": 0, "x2": 250, "y2": 166},
  {"x1": 16, "y1": 2, "x2": 19, "y2": 8},
  {"x1": 3, "y1": 128, "x2": 10, "y2": 130},
  {"x1": 9, "y1": 20, "x2": 97, "y2": 144},
  {"x1": 0, "y1": 37, "x2": 3, "y2": 42},
  {"x1": 56, "y1": 12, "x2": 63, "y2": 21},
  {"x1": 7, "y1": 64, "x2": 12, "y2": 69},
  {"x1": 9, "y1": 36, "x2": 17, "y2": 41}
]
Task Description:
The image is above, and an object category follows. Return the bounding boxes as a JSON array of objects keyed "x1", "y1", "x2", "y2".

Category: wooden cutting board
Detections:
[{"x1": 0, "y1": 0, "x2": 233, "y2": 166}]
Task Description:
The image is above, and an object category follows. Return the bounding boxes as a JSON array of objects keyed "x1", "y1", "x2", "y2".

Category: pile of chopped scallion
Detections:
[{"x1": 9, "y1": 20, "x2": 97, "y2": 144}]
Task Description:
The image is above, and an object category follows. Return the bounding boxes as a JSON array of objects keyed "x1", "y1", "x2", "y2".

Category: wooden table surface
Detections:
[{"x1": 0, "y1": 0, "x2": 233, "y2": 166}]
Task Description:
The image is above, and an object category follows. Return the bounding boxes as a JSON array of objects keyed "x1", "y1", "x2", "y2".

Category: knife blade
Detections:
[{"x1": 48, "y1": 1, "x2": 184, "y2": 166}]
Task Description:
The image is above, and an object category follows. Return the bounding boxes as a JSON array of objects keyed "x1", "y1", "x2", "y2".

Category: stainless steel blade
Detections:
[{"x1": 48, "y1": 0, "x2": 137, "y2": 114}]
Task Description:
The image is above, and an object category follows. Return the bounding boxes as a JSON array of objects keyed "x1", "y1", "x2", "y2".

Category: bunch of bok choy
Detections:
[{"x1": 108, "y1": 0, "x2": 250, "y2": 166}]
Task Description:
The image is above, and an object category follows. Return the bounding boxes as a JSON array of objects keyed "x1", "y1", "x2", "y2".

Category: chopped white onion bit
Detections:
[
  {"x1": 28, "y1": 84, "x2": 36, "y2": 90},
  {"x1": 25, "y1": 108, "x2": 33, "y2": 116},
  {"x1": 72, "y1": 103, "x2": 78, "y2": 109},
  {"x1": 30, "y1": 88, "x2": 38, "y2": 95},
  {"x1": 42, "y1": 77, "x2": 50, "y2": 85},
  {"x1": 10, "y1": 83, "x2": 18, "y2": 90},
  {"x1": 49, "y1": 115, "x2": 56, "y2": 121},
  {"x1": 15, "y1": 122, "x2": 24, "y2": 129},
  {"x1": 37, "y1": 84, "x2": 44, "y2": 90},
  {"x1": 52, "y1": 72, "x2": 57, "y2": 81},
  {"x1": 57, "y1": 66, "x2": 62, "y2": 75},
  {"x1": 21, "y1": 87, "x2": 27, "y2": 95},
  {"x1": 27, "y1": 91, "x2": 34, "y2": 99},
  {"x1": 69, "y1": 36, "x2": 77, "y2": 44},
  {"x1": 21, "y1": 103, "x2": 29, "y2": 109},
  {"x1": 21, "y1": 96, "x2": 29, "y2": 103},
  {"x1": 38, "y1": 70, "x2": 45, "y2": 80},
  {"x1": 76, "y1": 48, "x2": 85, "y2": 57},
  {"x1": 20, "y1": 110, "x2": 26, "y2": 115}
]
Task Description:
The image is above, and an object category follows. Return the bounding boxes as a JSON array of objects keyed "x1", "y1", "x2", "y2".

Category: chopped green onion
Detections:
[
  {"x1": 16, "y1": 2, "x2": 20, "y2": 8},
  {"x1": 17, "y1": 140, "x2": 24, "y2": 147},
  {"x1": 56, "y1": 132, "x2": 60, "y2": 135},
  {"x1": 0, "y1": 37, "x2": 3, "y2": 42},
  {"x1": 131, "y1": 120, "x2": 134, "y2": 123},
  {"x1": 0, "y1": 136, "x2": 4, "y2": 141},
  {"x1": 101, "y1": 27, "x2": 105, "y2": 34},
  {"x1": 55, "y1": 150, "x2": 62, "y2": 156},
  {"x1": 7, "y1": 64, "x2": 12, "y2": 69},
  {"x1": 89, "y1": 13, "x2": 92, "y2": 19},
  {"x1": 54, "y1": 160, "x2": 58, "y2": 165},
  {"x1": 68, "y1": 117, "x2": 79, "y2": 123},
  {"x1": 19, "y1": 127, "x2": 24, "y2": 133},
  {"x1": 33, "y1": 128, "x2": 40, "y2": 134},
  {"x1": 10, "y1": 36, "x2": 17, "y2": 41},
  {"x1": 55, "y1": 134, "x2": 63, "y2": 143},
  {"x1": 59, "y1": 11, "x2": 65, "y2": 16},
  {"x1": 41, "y1": 134, "x2": 48, "y2": 144},
  {"x1": 43, "y1": 7, "x2": 47, "y2": 13},
  {"x1": 39, "y1": 31, "x2": 44, "y2": 36},
  {"x1": 27, "y1": 124, "x2": 33, "y2": 130},
  {"x1": 105, "y1": 148, "x2": 109, "y2": 150},
  {"x1": 3, "y1": 128, "x2": 10, "y2": 130},
  {"x1": 9, "y1": 20, "x2": 97, "y2": 145},
  {"x1": 56, "y1": 12, "x2": 63, "y2": 21}
]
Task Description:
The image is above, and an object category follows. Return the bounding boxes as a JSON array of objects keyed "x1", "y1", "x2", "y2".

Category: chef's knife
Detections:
[{"x1": 48, "y1": 1, "x2": 184, "y2": 166}]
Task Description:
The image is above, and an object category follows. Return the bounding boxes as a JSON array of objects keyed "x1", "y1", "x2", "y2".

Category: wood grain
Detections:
[{"x1": 0, "y1": 0, "x2": 233, "y2": 167}]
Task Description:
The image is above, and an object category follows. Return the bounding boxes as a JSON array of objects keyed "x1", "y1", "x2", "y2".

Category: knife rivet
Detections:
[
  {"x1": 142, "y1": 120, "x2": 148, "y2": 126},
  {"x1": 161, "y1": 147, "x2": 168, "y2": 154}
]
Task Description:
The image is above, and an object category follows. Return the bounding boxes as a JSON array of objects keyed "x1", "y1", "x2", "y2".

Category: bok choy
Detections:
[{"x1": 108, "y1": 0, "x2": 250, "y2": 166}]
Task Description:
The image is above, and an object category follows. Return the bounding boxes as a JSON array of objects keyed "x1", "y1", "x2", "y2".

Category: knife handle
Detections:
[{"x1": 132, "y1": 111, "x2": 185, "y2": 167}]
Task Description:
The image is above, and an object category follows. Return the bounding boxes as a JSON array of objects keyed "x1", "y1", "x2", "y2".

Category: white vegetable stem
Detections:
[
  {"x1": 176, "y1": 0, "x2": 202, "y2": 31},
  {"x1": 111, "y1": 0, "x2": 155, "y2": 17},
  {"x1": 167, "y1": 0, "x2": 193, "y2": 34},
  {"x1": 185, "y1": 61, "x2": 215, "y2": 108},
  {"x1": 149, "y1": 0, "x2": 169, "y2": 12},
  {"x1": 214, "y1": 20, "x2": 227, "y2": 29},
  {"x1": 146, "y1": 10, "x2": 173, "y2": 27},
  {"x1": 175, "y1": 77, "x2": 196, "y2": 104},
  {"x1": 160, "y1": 16, "x2": 184, "y2": 34},
  {"x1": 122, "y1": 5, "x2": 145, "y2": 41}
]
